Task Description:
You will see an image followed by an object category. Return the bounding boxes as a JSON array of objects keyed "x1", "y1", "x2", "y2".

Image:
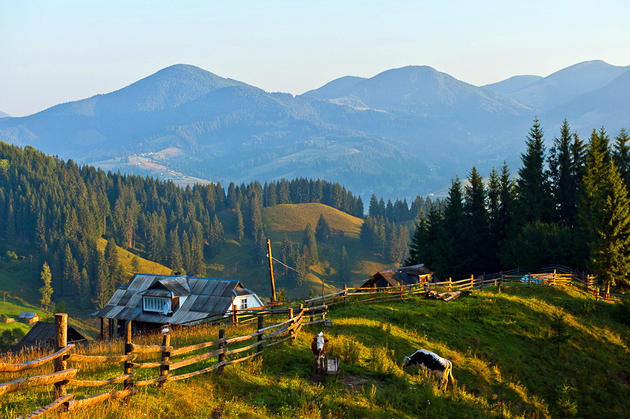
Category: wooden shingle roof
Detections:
[{"x1": 12, "y1": 322, "x2": 87, "y2": 351}]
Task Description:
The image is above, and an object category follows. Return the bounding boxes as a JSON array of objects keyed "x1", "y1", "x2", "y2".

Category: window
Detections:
[
  {"x1": 240, "y1": 298, "x2": 248, "y2": 310},
  {"x1": 143, "y1": 296, "x2": 171, "y2": 314}
]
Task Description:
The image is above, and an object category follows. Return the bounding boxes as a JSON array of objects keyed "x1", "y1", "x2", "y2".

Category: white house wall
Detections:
[{"x1": 226, "y1": 294, "x2": 264, "y2": 314}]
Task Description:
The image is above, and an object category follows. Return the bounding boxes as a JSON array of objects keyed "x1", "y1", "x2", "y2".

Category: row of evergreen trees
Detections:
[{"x1": 406, "y1": 120, "x2": 630, "y2": 291}]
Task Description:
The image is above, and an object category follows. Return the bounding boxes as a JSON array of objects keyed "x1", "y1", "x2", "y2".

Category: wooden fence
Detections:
[{"x1": 0, "y1": 305, "x2": 328, "y2": 417}]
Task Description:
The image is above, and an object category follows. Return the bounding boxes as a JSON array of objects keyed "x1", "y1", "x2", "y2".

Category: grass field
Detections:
[
  {"x1": 96, "y1": 238, "x2": 172, "y2": 276},
  {"x1": 3, "y1": 285, "x2": 628, "y2": 418},
  {"x1": 262, "y1": 203, "x2": 363, "y2": 238}
]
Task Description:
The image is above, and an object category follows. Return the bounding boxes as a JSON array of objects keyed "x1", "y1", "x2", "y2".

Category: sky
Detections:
[{"x1": 1, "y1": 0, "x2": 630, "y2": 116}]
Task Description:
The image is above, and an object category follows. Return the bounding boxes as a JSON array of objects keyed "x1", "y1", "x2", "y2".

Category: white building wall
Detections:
[{"x1": 226, "y1": 294, "x2": 264, "y2": 313}]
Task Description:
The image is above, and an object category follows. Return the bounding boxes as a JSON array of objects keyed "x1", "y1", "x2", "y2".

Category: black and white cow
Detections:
[{"x1": 403, "y1": 349, "x2": 455, "y2": 390}]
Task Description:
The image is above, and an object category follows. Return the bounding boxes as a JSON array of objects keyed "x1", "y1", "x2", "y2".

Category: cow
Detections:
[
  {"x1": 311, "y1": 332, "x2": 328, "y2": 374},
  {"x1": 402, "y1": 349, "x2": 455, "y2": 391}
]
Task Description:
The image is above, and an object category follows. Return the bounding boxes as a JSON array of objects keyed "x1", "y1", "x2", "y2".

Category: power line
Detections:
[{"x1": 267, "y1": 254, "x2": 300, "y2": 273}]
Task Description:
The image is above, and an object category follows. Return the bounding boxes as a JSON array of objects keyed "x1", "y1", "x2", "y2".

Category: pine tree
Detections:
[
  {"x1": 464, "y1": 167, "x2": 490, "y2": 274},
  {"x1": 405, "y1": 212, "x2": 429, "y2": 266},
  {"x1": 577, "y1": 129, "x2": 612, "y2": 270},
  {"x1": 548, "y1": 120, "x2": 574, "y2": 224},
  {"x1": 591, "y1": 160, "x2": 630, "y2": 292},
  {"x1": 39, "y1": 262, "x2": 54, "y2": 311},
  {"x1": 440, "y1": 177, "x2": 467, "y2": 278},
  {"x1": 339, "y1": 245, "x2": 350, "y2": 283},
  {"x1": 613, "y1": 128, "x2": 630, "y2": 190},
  {"x1": 302, "y1": 223, "x2": 318, "y2": 264},
  {"x1": 517, "y1": 118, "x2": 551, "y2": 223},
  {"x1": 315, "y1": 214, "x2": 332, "y2": 241},
  {"x1": 234, "y1": 204, "x2": 245, "y2": 241}
]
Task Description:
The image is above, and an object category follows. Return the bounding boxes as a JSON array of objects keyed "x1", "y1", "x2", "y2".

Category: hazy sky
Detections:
[{"x1": 2, "y1": 0, "x2": 630, "y2": 116}]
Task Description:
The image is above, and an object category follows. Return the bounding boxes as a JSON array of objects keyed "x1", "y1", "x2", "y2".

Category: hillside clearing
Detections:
[{"x1": 3, "y1": 285, "x2": 628, "y2": 418}]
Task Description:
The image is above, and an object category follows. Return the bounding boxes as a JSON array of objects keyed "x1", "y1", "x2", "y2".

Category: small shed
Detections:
[
  {"x1": 12, "y1": 322, "x2": 87, "y2": 351},
  {"x1": 93, "y1": 274, "x2": 264, "y2": 335},
  {"x1": 362, "y1": 264, "x2": 433, "y2": 288},
  {"x1": 18, "y1": 312, "x2": 39, "y2": 324}
]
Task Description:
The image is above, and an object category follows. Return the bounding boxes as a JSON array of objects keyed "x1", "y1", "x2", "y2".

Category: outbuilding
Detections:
[
  {"x1": 93, "y1": 274, "x2": 264, "y2": 337},
  {"x1": 361, "y1": 264, "x2": 433, "y2": 288},
  {"x1": 12, "y1": 321, "x2": 87, "y2": 351},
  {"x1": 18, "y1": 312, "x2": 39, "y2": 324}
]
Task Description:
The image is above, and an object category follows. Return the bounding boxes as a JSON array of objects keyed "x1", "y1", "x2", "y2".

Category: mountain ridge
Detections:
[{"x1": 1, "y1": 60, "x2": 628, "y2": 199}]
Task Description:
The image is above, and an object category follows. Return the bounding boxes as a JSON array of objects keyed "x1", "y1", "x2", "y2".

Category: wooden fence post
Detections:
[
  {"x1": 54, "y1": 313, "x2": 68, "y2": 400},
  {"x1": 498, "y1": 272, "x2": 503, "y2": 293},
  {"x1": 288, "y1": 308, "x2": 295, "y2": 344},
  {"x1": 218, "y1": 329, "x2": 226, "y2": 375},
  {"x1": 159, "y1": 327, "x2": 171, "y2": 386},
  {"x1": 257, "y1": 316, "x2": 264, "y2": 353},
  {"x1": 479, "y1": 274, "x2": 484, "y2": 290},
  {"x1": 448, "y1": 277, "x2": 452, "y2": 292},
  {"x1": 100, "y1": 317, "x2": 104, "y2": 341},
  {"x1": 470, "y1": 275, "x2": 474, "y2": 291},
  {"x1": 124, "y1": 320, "x2": 133, "y2": 390},
  {"x1": 343, "y1": 284, "x2": 348, "y2": 305},
  {"x1": 232, "y1": 304, "x2": 238, "y2": 325}
]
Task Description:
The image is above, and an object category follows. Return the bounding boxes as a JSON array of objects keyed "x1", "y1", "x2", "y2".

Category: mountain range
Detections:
[{"x1": 1, "y1": 60, "x2": 628, "y2": 199}]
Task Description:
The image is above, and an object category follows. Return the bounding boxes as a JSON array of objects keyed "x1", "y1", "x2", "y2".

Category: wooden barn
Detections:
[
  {"x1": 12, "y1": 321, "x2": 87, "y2": 351},
  {"x1": 361, "y1": 264, "x2": 433, "y2": 288},
  {"x1": 93, "y1": 274, "x2": 264, "y2": 337}
]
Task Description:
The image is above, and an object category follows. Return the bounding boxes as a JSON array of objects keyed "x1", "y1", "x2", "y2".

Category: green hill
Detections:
[
  {"x1": 96, "y1": 238, "x2": 172, "y2": 276},
  {"x1": 209, "y1": 203, "x2": 389, "y2": 299},
  {"x1": 3, "y1": 285, "x2": 628, "y2": 418}
]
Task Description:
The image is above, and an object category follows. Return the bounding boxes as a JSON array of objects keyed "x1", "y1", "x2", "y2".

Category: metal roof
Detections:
[{"x1": 93, "y1": 274, "x2": 257, "y2": 324}]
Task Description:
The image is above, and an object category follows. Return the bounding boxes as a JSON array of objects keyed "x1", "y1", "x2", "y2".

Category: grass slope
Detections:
[
  {"x1": 4, "y1": 285, "x2": 628, "y2": 418},
  {"x1": 96, "y1": 238, "x2": 172, "y2": 276},
  {"x1": 210, "y1": 203, "x2": 388, "y2": 299},
  {"x1": 262, "y1": 203, "x2": 363, "y2": 238}
]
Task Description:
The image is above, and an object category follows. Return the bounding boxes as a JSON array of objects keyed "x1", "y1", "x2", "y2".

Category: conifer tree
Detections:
[
  {"x1": 302, "y1": 223, "x2": 318, "y2": 264},
  {"x1": 517, "y1": 118, "x2": 551, "y2": 223},
  {"x1": 39, "y1": 262, "x2": 53, "y2": 311},
  {"x1": 440, "y1": 177, "x2": 467, "y2": 278},
  {"x1": 613, "y1": 128, "x2": 630, "y2": 190},
  {"x1": 234, "y1": 204, "x2": 245, "y2": 241},
  {"x1": 577, "y1": 129, "x2": 612, "y2": 269},
  {"x1": 315, "y1": 214, "x2": 332, "y2": 241},
  {"x1": 405, "y1": 212, "x2": 429, "y2": 266},
  {"x1": 464, "y1": 167, "x2": 490, "y2": 273},
  {"x1": 548, "y1": 120, "x2": 574, "y2": 224},
  {"x1": 592, "y1": 160, "x2": 630, "y2": 292},
  {"x1": 339, "y1": 246, "x2": 350, "y2": 283}
]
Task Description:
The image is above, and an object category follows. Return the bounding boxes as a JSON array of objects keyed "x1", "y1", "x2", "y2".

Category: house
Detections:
[
  {"x1": 361, "y1": 264, "x2": 433, "y2": 288},
  {"x1": 12, "y1": 321, "x2": 87, "y2": 351},
  {"x1": 93, "y1": 274, "x2": 264, "y2": 335},
  {"x1": 18, "y1": 312, "x2": 39, "y2": 324}
]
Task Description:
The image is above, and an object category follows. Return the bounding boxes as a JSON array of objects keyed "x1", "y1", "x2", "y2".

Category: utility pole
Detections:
[{"x1": 266, "y1": 239, "x2": 277, "y2": 303}]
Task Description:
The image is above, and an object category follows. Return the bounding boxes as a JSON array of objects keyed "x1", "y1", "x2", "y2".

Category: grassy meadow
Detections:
[
  {"x1": 211, "y1": 203, "x2": 389, "y2": 299},
  {"x1": 2, "y1": 285, "x2": 629, "y2": 418}
]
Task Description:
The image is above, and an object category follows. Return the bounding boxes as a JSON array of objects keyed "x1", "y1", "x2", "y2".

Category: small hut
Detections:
[
  {"x1": 12, "y1": 321, "x2": 87, "y2": 351},
  {"x1": 18, "y1": 312, "x2": 39, "y2": 324},
  {"x1": 361, "y1": 264, "x2": 433, "y2": 288}
]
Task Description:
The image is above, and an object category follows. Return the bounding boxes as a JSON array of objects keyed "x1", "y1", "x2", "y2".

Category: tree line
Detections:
[{"x1": 406, "y1": 119, "x2": 630, "y2": 292}]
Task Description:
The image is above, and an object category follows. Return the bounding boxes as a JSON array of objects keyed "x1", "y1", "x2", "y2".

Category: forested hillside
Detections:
[{"x1": 0, "y1": 143, "x2": 420, "y2": 311}]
